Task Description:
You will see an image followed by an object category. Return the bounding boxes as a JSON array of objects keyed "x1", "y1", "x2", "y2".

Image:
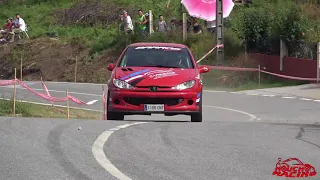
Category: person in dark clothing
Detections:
[
  {"x1": 145, "y1": 13, "x2": 150, "y2": 36},
  {"x1": 169, "y1": 18, "x2": 177, "y2": 31},
  {"x1": 190, "y1": 17, "x2": 202, "y2": 34}
]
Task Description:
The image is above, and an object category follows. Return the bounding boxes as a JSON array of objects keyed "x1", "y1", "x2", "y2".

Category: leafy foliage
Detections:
[{"x1": 228, "y1": 0, "x2": 318, "y2": 58}]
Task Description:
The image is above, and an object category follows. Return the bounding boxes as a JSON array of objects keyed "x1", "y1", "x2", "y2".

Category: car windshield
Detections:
[{"x1": 118, "y1": 46, "x2": 195, "y2": 68}]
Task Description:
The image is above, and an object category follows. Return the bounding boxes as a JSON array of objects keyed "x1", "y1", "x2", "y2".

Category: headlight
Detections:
[
  {"x1": 113, "y1": 79, "x2": 134, "y2": 89},
  {"x1": 172, "y1": 80, "x2": 195, "y2": 90}
]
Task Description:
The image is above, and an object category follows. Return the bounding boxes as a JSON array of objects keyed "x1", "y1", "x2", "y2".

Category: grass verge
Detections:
[
  {"x1": 203, "y1": 81, "x2": 306, "y2": 92},
  {"x1": 0, "y1": 99, "x2": 102, "y2": 120}
]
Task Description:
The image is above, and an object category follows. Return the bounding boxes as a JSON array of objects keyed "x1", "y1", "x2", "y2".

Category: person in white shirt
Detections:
[
  {"x1": 123, "y1": 10, "x2": 133, "y2": 34},
  {"x1": 9, "y1": 13, "x2": 26, "y2": 42}
]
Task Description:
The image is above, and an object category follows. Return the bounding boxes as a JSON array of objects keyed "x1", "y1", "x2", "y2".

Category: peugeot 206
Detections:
[{"x1": 106, "y1": 42, "x2": 210, "y2": 122}]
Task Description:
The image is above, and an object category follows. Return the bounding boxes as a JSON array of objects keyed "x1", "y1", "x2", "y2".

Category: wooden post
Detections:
[
  {"x1": 20, "y1": 55, "x2": 22, "y2": 80},
  {"x1": 149, "y1": 10, "x2": 153, "y2": 35},
  {"x1": 13, "y1": 68, "x2": 17, "y2": 116},
  {"x1": 66, "y1": 89, "x2": 70, "y2": 119},
  {"x1": 74, "y1": 56, "x2": 78, "y2": 83},
  {"x1": 258, "y1": 65, "x2": 261, "y2": 86},
  {"x1": 183, "y1": 13, "x2": 187, "y2": 42}
]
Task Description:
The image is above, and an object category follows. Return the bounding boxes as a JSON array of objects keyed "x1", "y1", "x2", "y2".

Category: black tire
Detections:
[
  {"x1": 191, "y1": 92, "x2": 203, "y2": 122},
  {"x1": 106, "y1": 90, "x2": 124, "y2": 120}
]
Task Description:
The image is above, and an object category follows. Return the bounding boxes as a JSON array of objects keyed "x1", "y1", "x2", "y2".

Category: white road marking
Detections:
[
  {"x1": 262, "y1": 94, "x2": 276, "y2": 97},
  {"x1": 91, "y1": 105, "x2": 258, "y2": 179},
  {"x1": 313, "y1": 100, "x2": 320, "y2": 102},
  {"x1": 300, "y1": 98, "x2": 312, "y2": 101},
  {"x1": 246, "y1": 93, "x2": 259, "y2": 96},
  {"x1": 92, "y1": 122, "x2": 149, "y2": 180},
  {"x1": 203, "y1": 105, "x2": 258, "y2": 121},
  {"x1": 281, "y1": 96, "x2": 296, "y2": 99},
  {"x1": 230, "y1": 92, "x2": 242, "y2": 94},
  {"x1": 109, "y1": 128, "x2": 120, "y2": 131},
  {"x1": 86, "y1": 100, "x2": 99, "y2": 105},
  {"x1": 204, "y1": 90, "x2": 226, "y2": 93}
]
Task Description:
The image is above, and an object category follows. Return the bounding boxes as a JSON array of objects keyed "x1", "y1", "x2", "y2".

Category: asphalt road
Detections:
[{"x1": 0, "y1": 81, "x2": 320, "y2": 180}]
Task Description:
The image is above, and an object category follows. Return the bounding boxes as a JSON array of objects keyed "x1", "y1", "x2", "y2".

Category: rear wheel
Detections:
[
  {"x1": 106, "y1": 90, "x2": 124, "y2": 120},
  {"x1": 191, "y1": 92, "x2": 203, "y2": 122}
]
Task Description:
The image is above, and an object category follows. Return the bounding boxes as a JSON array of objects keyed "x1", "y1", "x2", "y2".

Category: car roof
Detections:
[{"x1": 129, "y1": 42, "x2": 187, "y2": 48}]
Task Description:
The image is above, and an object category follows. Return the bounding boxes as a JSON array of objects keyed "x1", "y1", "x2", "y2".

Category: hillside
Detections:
[{"x1": 0, "y1": 0, "x2": 319, "y2": 87}]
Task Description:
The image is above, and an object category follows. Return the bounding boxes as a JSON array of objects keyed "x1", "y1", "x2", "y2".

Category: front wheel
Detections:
[
  {"x1": 191, "y1": 111, "x2": 202, "y2": 122},
  {"x1": 106, "y1": 90, "x2": 124, "y2": 120},
  {"x1": 191, "y1": 92, "x2": 203, "y2": 122},
  {"x1": 107, "y1": 111, "x2": 124, "y2": 120}
]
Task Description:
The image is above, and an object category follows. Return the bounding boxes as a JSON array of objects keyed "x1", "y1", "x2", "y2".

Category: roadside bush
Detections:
[
  {"x1": 229, "y1": 0, "x2": 315, "y2": 57},
  {"x1": 90, "y1": 28, "x2": 118, "y2": 54}
]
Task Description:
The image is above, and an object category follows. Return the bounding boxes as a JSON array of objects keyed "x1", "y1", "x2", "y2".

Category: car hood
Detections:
[{"x1": 114, "y1": 67, "x2": 197, "y2": 87}]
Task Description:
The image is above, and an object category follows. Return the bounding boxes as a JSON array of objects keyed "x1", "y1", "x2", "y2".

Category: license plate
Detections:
[{"x1": 144, "y1": 104, "x2": 164, "y2": 111}]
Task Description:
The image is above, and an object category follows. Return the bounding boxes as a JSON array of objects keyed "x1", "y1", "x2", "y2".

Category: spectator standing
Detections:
[
  {"x1": 190, "y1": 17, "x2": 202, "y2": 34},
  {"x1": 137, "y1": 9, "x2": 147, "y2": 37},
  {"x1": 157, "y1": 15, "x2": 167, "y2": 32},
  {"x1": 123, "y1": 11, "x2": 133, "y2": 45},
  {"x1": 123, "y1": 10, "x2": 133, "y2": 34},
  {"x1": 9, "y1": 13, "x2": 26, "y2": 42}
]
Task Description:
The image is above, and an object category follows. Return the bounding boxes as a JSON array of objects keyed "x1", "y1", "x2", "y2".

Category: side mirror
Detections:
[
  {"x1": 107, "y1": 63, "x2": 115, "y2": 71},
  {"x1": 199, "y1": 65, "x2": 210, "y2": 74}
]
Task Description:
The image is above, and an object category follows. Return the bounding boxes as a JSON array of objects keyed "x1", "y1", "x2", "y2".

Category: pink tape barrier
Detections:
[
  {"x1": 208, "y1": 65, "x2": 259, "y2": 72},
  {"x1": 196, "y1": 44, "x2": 224, "y2": 64},
  {"x1": 41, "y1": 80, "x2": 88, "y2": 105},
  {"x1": 68, "y1": 95, "x2": 87, "y2": 105},
  {"x1": 17, "y1": 80, "x2": 69, "y2": 102},
  {"x1": 0, "y1": 79, "x2": 91, "y2": 104},
  {"x1": 0, "y1": 79, "x2": 17, "y2": 86},
  {"x1": 41, "y1": 80, "x2": 51, "y2": 97},
  {"x1": 41, "y1": 80, "x2": 65, "y2": 113},
  {"x1": 260, "y1": 70, "x2": 318, "y2": 81}
]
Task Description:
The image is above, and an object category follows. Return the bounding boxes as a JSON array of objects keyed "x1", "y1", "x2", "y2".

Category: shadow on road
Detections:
[{"x1": 108, "y1": 119, "x2": 190, "y2": 123}]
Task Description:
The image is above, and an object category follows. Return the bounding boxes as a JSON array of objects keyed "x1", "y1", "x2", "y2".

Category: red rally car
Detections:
[{"x1": 106, "y1": 42, "x2": 210, "y2": 122}]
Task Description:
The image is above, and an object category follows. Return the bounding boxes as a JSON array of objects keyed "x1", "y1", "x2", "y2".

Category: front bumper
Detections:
[{"x1": 108, "y1": 90, "x2": 201, "y2": 115}]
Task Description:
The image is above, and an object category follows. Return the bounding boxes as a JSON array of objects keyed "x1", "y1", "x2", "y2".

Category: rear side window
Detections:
[{"x1": 119, "y1": 46, "x2": 195, "y2": 68}]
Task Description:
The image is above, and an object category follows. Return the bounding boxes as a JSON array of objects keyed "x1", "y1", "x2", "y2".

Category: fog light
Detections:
[
  {"x1": 187, "y1": 100, "x2": 193, "y2": 105},
  {"x1": 114, "y1": 99, "x2": 120, "y2": 104}
]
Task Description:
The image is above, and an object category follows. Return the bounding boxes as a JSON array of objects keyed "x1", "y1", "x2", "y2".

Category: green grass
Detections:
[{"x1": 0, "y1": 99, "x2": 102, "y2": 120}]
